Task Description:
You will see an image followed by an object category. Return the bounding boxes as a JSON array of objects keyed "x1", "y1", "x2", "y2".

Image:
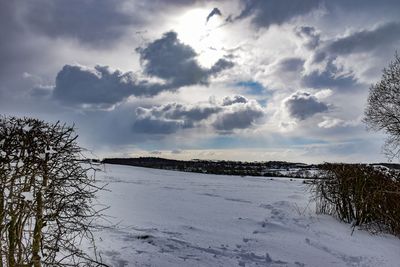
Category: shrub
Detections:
[
  {"x1": 0, "y1": 116, "x2": 107, "y2": 266},
  {"x1": 312, "y1": 163, "x2": 400, "y2": 236}
]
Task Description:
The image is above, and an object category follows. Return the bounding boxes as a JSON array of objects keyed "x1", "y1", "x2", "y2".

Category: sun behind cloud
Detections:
[{"x1": 174, "y1": 8, "x2": 227, "y2": 68}]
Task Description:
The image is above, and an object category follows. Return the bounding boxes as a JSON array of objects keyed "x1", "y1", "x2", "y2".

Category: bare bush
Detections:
[
  {"x1": 312, "y1": 163, "x2": 400, "y2": 236},
  {"x1": 0, "y1": 116, "x2": 107, "y2": 266}
]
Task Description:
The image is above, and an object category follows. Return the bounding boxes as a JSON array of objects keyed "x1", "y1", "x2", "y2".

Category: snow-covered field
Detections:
[{"x1": 93, "y1": 164, "x2": 400, "y2": 267}]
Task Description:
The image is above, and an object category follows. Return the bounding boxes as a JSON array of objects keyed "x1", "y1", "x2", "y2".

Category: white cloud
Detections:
[{"x1": 1, "y1": 0, "x2": 397, "y2": 162}]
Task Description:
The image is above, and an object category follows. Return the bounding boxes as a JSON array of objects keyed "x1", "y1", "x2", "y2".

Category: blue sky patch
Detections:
[{"x1": 235, "y1": 81, "x2": 265, "y2": 95}]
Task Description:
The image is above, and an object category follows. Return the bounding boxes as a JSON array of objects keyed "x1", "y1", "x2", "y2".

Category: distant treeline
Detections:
[
  {"x1": 100, "y1": 157, "x2": 400, "y2": 178},
  {"x1": 101, "y1": 157, "x2": 319, "y2": 178}
]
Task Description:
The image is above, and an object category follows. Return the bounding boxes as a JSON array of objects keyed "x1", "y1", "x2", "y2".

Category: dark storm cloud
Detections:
[
  {"x1": 235, "y1": 0, "x2": 400, "y2": 30},
  {"x1": 295, "y1": 26, "x2": 321, "y2": 50},
  {"x1": 222, "y1": 95, "x2": 248, "y2": 106},
  {"x1": 209, "y1": 59, "x2": 235, "y2": 75},
  {"x1": 298, "y1": 23, "x2": 400, "y2": 90},
  {"x1": 133, "y1": 102, "x2": 221, "y2": 134},
  {"x1": 302, "y1": 60, "x2": 357, "y2": 89},
  {"x1": 133, "y1": 101, "x2": 222, "y2": 134},
  {"x1": 137, "y1": 103, "x2": 222, "y2": 121},
  {"x1": 277, "y1": 58, "x2": 305, "y2": 72},
  {"x1": 299, "y1": 21, "x2": 400, "y2": 92},
  {"x1": 22, "y1": 0, "x2": 137, "y2": 48},
  {"x1": 2, "y1": 0, "x2": 221, "y2": 50},
  {"x1": 53, "y1": 65, "x2": 139, "y2": 107},
  {"x1": 52, "y1": 64, "x2": 187, "y2": 107},
  {"x1": 309, "y1": 22, "x2": 400, "y2": 67},
  {"x1": 0, "y1": 1, "x2": 42, "y2": 86},
  {"x1": 213, "y1": 101, "x2": 264, "y2": 132},
  {"x1": 324, "y1": 0, "x2": 400, "y2": 13},
  {"x1": 206, "y1": 8, "x2": 222, "y2": 23},
  {"x1": 237, "y1": 0, "x2": 321, "y2": 28},
  {"x1": 137, "y1": 31, "x2": 206, "y2": 86},
  {"x1": 137, "y1": 31, "x2": 233, "y2": 87},
  {"x1": 30, "y1": 86, "x2": 52, "y2": 98},
  {"x1": 133, "y1": 96, "x2": 264, "y2": 134},
  {"x1": 0, "y1": 1, "x2": 20, "y2": 78},
  {"x1": 324, "y1": 22, "x2": 400, "y2": 55},
  {"x1": 285, "y1": 91, "x2": 329, "y2": 120},
  {"x1": 312, "y1": 52, "x2": 327, "y2": 63},
  {"x1": 133, "y1": 117, "x2": 190, "y2": 135},
  {"x1": 51, "y1": 32, "x2": 233, "y2": 107}
]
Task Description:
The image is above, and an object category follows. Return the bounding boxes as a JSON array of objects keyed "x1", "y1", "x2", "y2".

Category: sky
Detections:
[{"x1": 1, "y1": 0, "x2": 400, "y2": 163}]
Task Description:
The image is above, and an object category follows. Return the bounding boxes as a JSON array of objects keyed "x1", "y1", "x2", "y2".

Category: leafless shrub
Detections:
[
  {"x1": 0, "y1": 116, "x2": 108, "y2": 266},
  {"x1": 311, "y1": 163, "x2": 400, "y2": 236}
]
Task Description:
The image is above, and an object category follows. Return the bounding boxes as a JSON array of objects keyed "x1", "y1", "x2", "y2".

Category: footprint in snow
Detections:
[
  {"x1": 305, "y1": 238, "x2": 367, "y2": 266},
  {"x1": 238, "y1": 252, "x2": 288, "y2": 266},
  {"x1": 199, "y1": 192, "x2": 221, "y2": 198},
  {"x1": 224, "y1": 197, "x2": 252, "y2": 204},
  {"x1": 259, "y1": 203, "x2": 274, "y2": 209}
]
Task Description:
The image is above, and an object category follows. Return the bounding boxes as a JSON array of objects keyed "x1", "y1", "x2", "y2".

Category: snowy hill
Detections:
[{"x1": 92, "y1": 164, "x2": 400, "y2": 267}]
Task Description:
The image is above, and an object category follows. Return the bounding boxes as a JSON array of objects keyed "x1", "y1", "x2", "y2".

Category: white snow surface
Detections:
[
  {"x1": 93, "y1": 164, "x2": 400, "y2": 267},
  {"x1": 21, "y1": 191, "x2": 34, "y2": 201}
]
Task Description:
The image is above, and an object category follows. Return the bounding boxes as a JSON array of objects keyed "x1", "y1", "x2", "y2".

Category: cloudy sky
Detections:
[{"x1": 1, "y1": 0, "x2": 400, "y2": 163}]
